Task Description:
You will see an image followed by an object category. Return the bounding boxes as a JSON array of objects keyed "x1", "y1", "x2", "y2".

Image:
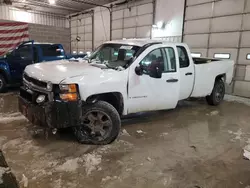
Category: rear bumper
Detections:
[{"x1": 18, "y1": 88, "x2": 82, "y2": 129}]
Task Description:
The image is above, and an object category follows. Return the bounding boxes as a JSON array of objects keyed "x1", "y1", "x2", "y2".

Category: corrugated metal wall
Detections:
[
  {"x1": 70, "y1": 11, "x2": 94, "y2": 53},
  {"x1": 0, "y1": 5, "x2": 67, "y2": 28},
  {"x1": 111, "y1": 0, "x2": 154, "y2": 39},
  {"x1": 183, "y1": 0, "x2": 250, "y2": 98}
]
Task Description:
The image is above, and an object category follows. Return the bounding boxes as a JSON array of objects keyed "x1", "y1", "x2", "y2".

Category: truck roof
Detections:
[{"x1": 104, "y1": 39, "x2": 186, "y2": 47}]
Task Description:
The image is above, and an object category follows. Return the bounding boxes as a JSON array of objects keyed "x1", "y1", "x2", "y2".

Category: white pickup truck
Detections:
[{"x1": 18, "y1": 39, "x2": 234, "y2": 145}]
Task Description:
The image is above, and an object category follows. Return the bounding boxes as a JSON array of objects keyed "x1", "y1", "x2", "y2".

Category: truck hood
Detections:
[{"x1": 25, "y1": 59, "x2": 110, "y2": 84}]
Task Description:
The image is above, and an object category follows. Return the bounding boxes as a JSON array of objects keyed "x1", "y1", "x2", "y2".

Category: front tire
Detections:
[
  {"x1": 206, "y1": 79, "x2": 225, "y2": 106},
  {"x1": 0, "y1": 74, "x2": 7, "y2": 93},
  {"x1": 73, "y1": 101, "x2": 121, "y2": 145}
]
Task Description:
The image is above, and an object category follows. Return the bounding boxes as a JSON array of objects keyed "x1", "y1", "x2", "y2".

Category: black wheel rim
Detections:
[
  {"x1": 80, "y1": 110, "x2": 112, "y2": 141},
  {"x1": 215, "y1": 84, "x2": 224, "y2": 102}
]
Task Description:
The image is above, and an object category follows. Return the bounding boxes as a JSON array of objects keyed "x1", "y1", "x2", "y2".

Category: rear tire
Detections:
[
  {"x1": 0, "y1": 74, "x2": 7, "y2": 93},
  {"x1": 73, "y1": 101, "x2": 121, "y2": 145},
  {"x1": 206, "y1": 79, "x2": 225, "y2": 106}
]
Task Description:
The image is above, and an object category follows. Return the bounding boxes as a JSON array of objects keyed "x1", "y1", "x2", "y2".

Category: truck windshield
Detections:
[{"x1": 88, "y1": 43, "x2": 140, "y2": 69}]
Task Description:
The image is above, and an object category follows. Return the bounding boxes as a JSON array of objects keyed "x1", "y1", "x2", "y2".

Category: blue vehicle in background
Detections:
[{"x1": 0, "y1": 40, "x2": 86, "y2": 92}]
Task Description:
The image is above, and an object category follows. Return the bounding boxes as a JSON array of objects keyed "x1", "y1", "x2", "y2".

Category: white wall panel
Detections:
[
  {"x1": 123, "y1": 28, "x2": 136, "y2": 38},
  {"x1": 136, "y1": 26, "x2": 151, "y2": 38},
  {"x1": 184, "y1": 34, "x2": 209, "y2": 48},
  {"x1": 112, "y1": 29, "x2": 123, "y2": 39},
  {"x1": 243, "y1": 14, "x2": 250, "y2": 30},
  {"x1": 137, "y1": 3, "x2": 153, "y2": 15},
  {"x1": 137, "y1": 14, "x2": 153, "y2": 26},
  {"x1": 154, "y1": 0, "x2": 184, "y2": 38},
  {"x1": 112, "y1": 10, "x2": 124, "y2": 20},
  {"x1": 124, "y1": 7, "x2": 137, "y2": 17},
  {"x1": 211, "y1": 15, "x2": 242, "y2": 32},
  {"x1": 111, "y1": 0, "x2": 153, "y2": 40},
  {"x1": 241, "y1": 31, "x2": 250, "y2": 47},
  {"x1": 184, "y1": 19, "x2": 210, "y2": 34},
  {"x1": 245, "y1": 0, "x2": 250, "y2": 12},
  {"x1": 187, "y1": 0, "x2": 213, "y2": 6},
  {"x1": 112, "y1": 20, "x2": 123, "y2": 29},
  {"x1": 190, "y1": 48, "x2": 208, "y2": 57},
  {"x1": 234, "y1": 81, "x2": 250, "y2": 97},
  {"x1": 209, "y1": 32, "x2": 240, "y2": 48},
  {"x1": 214, "y1": 0, "x2": 244, "y2": 17},
  {"x1": 85, "y1": 33, "x2": 92, "y2": 41},
  {"x1": 124, "y1": 17, "x2": 136, "y2": 28},
  {"x1": 235, "y1": 65, "x2": 246, "y2": 80},
  {"x1": 245, "y1": 66, "x2": 250, "y2": 81},
  {"x1": 238, "y1": 48, "x2": 250, "y2": 65},
  {"x1": 70, "y1": 13, "x2": 93, "y2": 53},
  {"x1": 185, "y1": 3, "x2": 213, "y2": 20},
  {"x1": 208, "y1": 48, "x2": 238, "y2": 62}
]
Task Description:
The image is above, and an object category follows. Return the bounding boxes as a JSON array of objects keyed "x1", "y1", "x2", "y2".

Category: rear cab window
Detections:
[
  {"x1": 40, "y1": 44, "x2": 65, "y2": 58},
  {"x1": 177, "y1": 46, "x2": 190, "y2": 68}
]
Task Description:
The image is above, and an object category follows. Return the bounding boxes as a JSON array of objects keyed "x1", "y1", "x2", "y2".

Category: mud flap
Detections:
[{"x1": 0, "y1": 150, "x2": 19, "y2": 188}]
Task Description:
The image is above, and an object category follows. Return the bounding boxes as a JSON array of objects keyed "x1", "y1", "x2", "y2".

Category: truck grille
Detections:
[{"x1": 23, "y1": 73, "x2": 47, "y2": 89}]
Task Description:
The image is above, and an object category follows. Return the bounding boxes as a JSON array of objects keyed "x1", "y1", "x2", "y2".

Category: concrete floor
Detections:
[{"x1": 1, "y1": 92, "x2": 250, "y2": 188}]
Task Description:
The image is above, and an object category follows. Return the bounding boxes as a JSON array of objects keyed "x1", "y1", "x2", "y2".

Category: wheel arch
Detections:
[
  {"x1": 215, "y1": 74, "x2": 226, "y2": 82},
  {"x1": 0, "y1": 69, "x2": 9, "y2": 84},
  {"x1": 86, "y1": 92, "x2": 124, "y2": 116}
]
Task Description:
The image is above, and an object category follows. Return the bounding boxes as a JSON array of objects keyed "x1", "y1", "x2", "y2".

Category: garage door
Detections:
[
  {"x1": 111, "y1": 0, "x2": 154, "y2": 40},
  {"x1": 70, "y1": 11, "x2": 93, "y2": 54},
  {"x1": 183, "y1": 0, "x2": 250, "y2": 97}
]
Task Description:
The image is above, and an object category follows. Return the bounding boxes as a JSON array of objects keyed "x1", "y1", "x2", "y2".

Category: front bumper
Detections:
[{"x1": 18, "y1": 87, "x2": 82, "y2": 128}]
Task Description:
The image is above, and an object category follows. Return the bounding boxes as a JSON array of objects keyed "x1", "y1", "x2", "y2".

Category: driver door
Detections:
[
  {"x1": 127, "y1": 44, "x2": 180, "y2": 114},
  {"x1": 8, "y1": 45, "x2": 33, "y2": 82}
]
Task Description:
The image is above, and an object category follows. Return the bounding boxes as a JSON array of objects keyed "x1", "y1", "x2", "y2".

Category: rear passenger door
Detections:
[{"x1": 177, "y1": 45, "x2": 195, "y2": 100}]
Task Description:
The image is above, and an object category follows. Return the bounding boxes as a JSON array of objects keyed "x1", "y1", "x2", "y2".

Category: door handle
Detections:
[
  {"x1": 185, "y1": 72, "x2": 193, "y2": 76},
  {"x1": 166, "y1": 79, "x2": 178, "y2": 83}
]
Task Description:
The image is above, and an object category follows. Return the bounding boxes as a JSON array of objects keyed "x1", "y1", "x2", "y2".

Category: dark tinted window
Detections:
[
  {"x1": 177, "y1": 46, "x2": 189, "y2": 68},
  {"x1": 40, "y1": 45, "x2": 63, "y2": 57},
  {"x1": 16, "y1": 45, "x2": 32, "y2": 59},
  {"x1": 140, "y1": 48, "x2": 164, "y2": 75}
]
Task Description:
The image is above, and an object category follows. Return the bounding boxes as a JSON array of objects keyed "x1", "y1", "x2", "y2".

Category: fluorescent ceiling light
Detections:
[
  {"x1": 214, "y1": 53, "x2": 230, "y2": 59},
  {"x1": 191, "y1": 53, "x2": 201, "y2": 58},
  {"x1": 157, "y1": 21, "x2": 164, "y2": 29},
  {"x1": 247, "y1": 54, "x2": 250, "y2": 60},
  {"x1": 48, "y1": 0, "x2": 55, "y2": 5}
]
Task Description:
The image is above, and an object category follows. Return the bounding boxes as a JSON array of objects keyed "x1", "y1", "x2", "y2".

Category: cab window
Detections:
[
  {"x1": 140, "y1": 48, "x2": 164, "y2": 75},
  {"x1": 140, "y1": 47, "x2": 176, "y2": 74},
  {"x1": 15, "y1": 45, "x2": 32, "y2": 60},
  {"x1": 177, "y1": 46, "x2": 189, "y2": 68}
]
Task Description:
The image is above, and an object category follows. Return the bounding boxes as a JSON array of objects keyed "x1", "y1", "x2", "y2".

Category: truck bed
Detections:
[
  {"x1": 191, "y1": 58, "x2": 235, "y2": 97},
  {"x1": 193, "y1": 57, "x2": 222, "y2": 64}
]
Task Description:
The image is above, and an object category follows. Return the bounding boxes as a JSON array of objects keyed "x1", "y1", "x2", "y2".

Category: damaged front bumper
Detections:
[{"x1": 18, "y1": 86, "x2": 82, "y2": 129}]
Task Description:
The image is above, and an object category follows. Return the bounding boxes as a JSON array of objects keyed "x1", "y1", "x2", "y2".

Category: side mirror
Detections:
[
  {"x1": 135, "y1": 65, "x2": 143, "y2": 76},
  {"x1": 149, "y1": 64, "x2": 163, "y2": 79}
]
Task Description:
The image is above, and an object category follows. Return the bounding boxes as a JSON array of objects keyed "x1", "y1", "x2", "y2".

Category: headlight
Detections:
[
  {"x1": 59, "y1": 84, "x2": 78, "y2": 101},
  {"x1": 59, "y1": 84, "x2": 77, "y2": 93}
]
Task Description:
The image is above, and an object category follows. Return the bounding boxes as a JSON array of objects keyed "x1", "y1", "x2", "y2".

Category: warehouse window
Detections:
[
  {"x1": 214, "y1": 53, "x2": 230, "y2": 59},
  {"x1": 177, "y1": 46, "x2": 190, "y2": 68},
  {"x1": 246, "y1": 54, "x2": 250, "y2": 60},
  {"x1": 191, "y1": 53, "x2": 202, "y2": 58}
]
